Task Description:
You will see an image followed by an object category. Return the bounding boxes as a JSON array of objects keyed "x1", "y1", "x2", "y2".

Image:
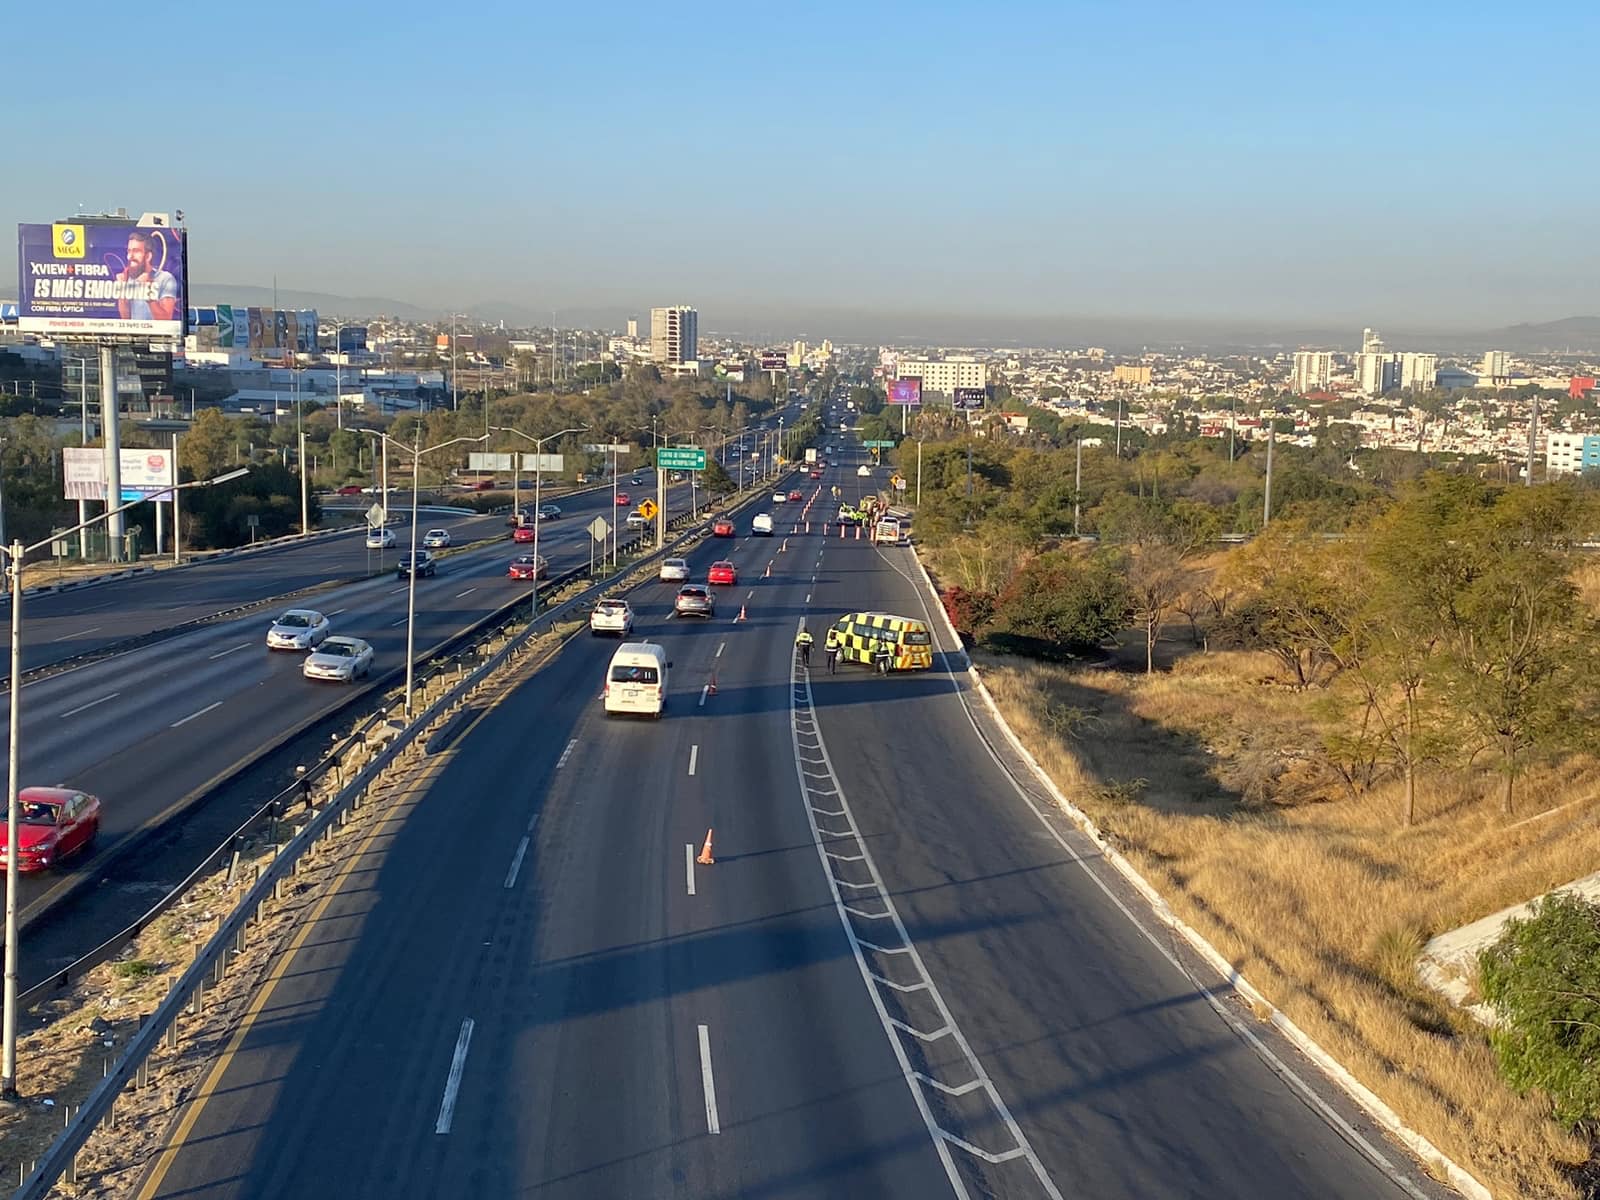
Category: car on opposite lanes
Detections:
[
  {"x1": 366, "y1": 527, "x2": 396, "y2": 549},
  {"x1": 674, "y1": 584, "x2": 715, "y2": 618},
  {"x1": 336, "y1": 484, "x2": 364, "y2": 496},
  {"x1": 422, "y1": 528, "x2": 452, "y2": 548},
  {"x1": 506, "y1": 506, "x2": 536, "y2": 527},
  {"x1": 707, "y1": 560, "x2": 737, "y2": 585},
  {"x1": 0, "y1": 787, "x2": 101, "y2": 872},
  {"x1": 625, "y1": 510, "x2": 649, "y2": 529},
  {"x1": 302, "y1": 636, "x2": 375, "y2": 683},
  {"x1": 660, "y1": 557, "x2": 690, "y2": 582},
  {"x1": 512, "y1": 525, "x2": 537, "y2": 543},
  {"x1": 712, "y1": 519, "x2": 735, "y2": 538},
  {"x1": 267, "y1": 609, "x2": 331, "y2": 651},
  {"x1": 615, "y1": 492, "x2": 631, "y2": 506},
  {"x1": 508, "y1": 554, "x2": 548, "y2": 580},
  {"x1": 396, "y1": 551, "x2": 437, "y2": 578},
  {"x1": 537, "y1": 502, "x2": 562, "y2": 520},
  {"x1": 590, "y1": 598, "x2": 635, "y2": 637}
]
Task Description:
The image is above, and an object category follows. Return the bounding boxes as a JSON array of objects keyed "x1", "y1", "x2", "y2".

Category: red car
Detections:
[
  {"x1": 508, "y1": 554, "x2": 547, "y2": 580},
  {"x1": 708, "y1": 560, "x2": 737, "y2": 585},
  {"x1": 0, "y1": 787, "x2": 101, "y2": 872},
  {"x1": 788, "y1": 489, "x2": 803, "y2": 502},
  {"x1": 336, "y1": 484, "x2": 363, "y2": 496},
  {"x1": 615, "y1": 492, "x2": 631, "y2": 506},
  {"x1": 512, "y1": 525, "x2": 536, "y2": 543},
  {"x1": 809, "y1": 469, "x2": 821, "y2": 479},
  {"x1": 712, "y1": 519, "x2": 735, "y2": 538}
]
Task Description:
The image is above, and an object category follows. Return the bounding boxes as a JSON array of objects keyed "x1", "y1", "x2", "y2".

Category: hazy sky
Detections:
[{"x1": 7, "y1": 0, "x2": 1596, "y2": 329}]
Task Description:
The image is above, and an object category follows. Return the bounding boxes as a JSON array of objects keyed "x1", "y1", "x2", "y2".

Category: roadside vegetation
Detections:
[{"x1": 893, "y1": 410, "x2": 1600, "y2": 1195}]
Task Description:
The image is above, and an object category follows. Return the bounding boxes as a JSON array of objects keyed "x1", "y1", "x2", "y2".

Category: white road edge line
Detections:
[
  {"x1": 52, "y1": 625, "x2": 100, "y2": 642},
  {"x1": 688, "y1": 744, "x2": 698, "y2": 776},
  {"x1": 434, "y1": 1018, "x2": 476, "y2": 1134},
  {"x1": 170, "y1": 700, "x2": 223, "y2": 729},
  {"x1": 697, "y1": 1024, "x2": 721, "y2": 1135},
  {"x1": 685, "y1": 843, "x2": 697, "y2": 896},
  {"x1": 208, "y1": 641, "x2": 252, "y2": 660},
  {"x1": 504, "y1": 836, "x2": 530, "y2": 889},
  {"x1": 60, "y1": 692, "x2": 119, "y2": 719},
  {"x1": 455, "y1": 587, "x2": 476, "y2": 598},
  {"x1": 390, "y1": 617, "x2": 407, "y2": 627},
  {"x1": 327, "y1": 608, "x2": 347, "y2": 617},
  {"x1": 556, "y1": 738, "x2": 577, "y2": 769}
]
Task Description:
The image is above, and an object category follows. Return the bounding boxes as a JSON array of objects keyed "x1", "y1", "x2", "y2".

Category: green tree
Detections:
[
  {"x1": 179, "y1": 407, "x2": 234, "y2": 482},
  {"x1": 1479, "y1": 891, "x2": 1600, "y2": 1125},
  {"x1": 991, "y1": 549, "x2": 1129, "y2": 656}
]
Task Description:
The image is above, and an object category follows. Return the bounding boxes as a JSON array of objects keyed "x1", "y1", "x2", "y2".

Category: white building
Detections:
[
  {"x1": 1291, "y1": 351, "x2": 1333, "y2": 394},
  {"x1": 893, "y1": 356, "x2": 987, "y2": 395},
  {"x1": 1399, "y1": 352, "x2": 1438, "y2": 391},
  {"x1": 1361, "y1": 327, "x2": 1386, "y2": 355},
  {"x1": 1545, "y1": 432, "x2": 1600, "y2": 477},
  {"x1": 649, "y1": 306, "x2": 698, "y2": 367},
  {"x1": 1358, "y1": 352, "x2": 1399, "y2": 396},
  {"x1": 1481, "y1": 350, "x2": 1510, "y2": 382}
]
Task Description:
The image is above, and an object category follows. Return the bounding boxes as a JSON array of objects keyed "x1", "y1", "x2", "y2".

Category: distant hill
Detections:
[
  {"x1": 190, "y1": 284, "x2": 435, "y2": 321},
  {"x1": 1471, "y1": 317, "x2": 1600, "y2": 354}
]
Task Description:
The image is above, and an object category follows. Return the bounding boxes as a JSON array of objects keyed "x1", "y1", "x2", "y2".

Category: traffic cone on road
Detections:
[
  {"x1": 707, "y1": 670, "x2": 718, "y2": 696},
  {"x1": 697, "y1": 829, "x2": 716, "y2": 865},
  {"x1": 764, "y1": 561, "x2": 772, "y2": 578},
  {"x1": 736, "y1": 604, "x2": 747, "y2": 622}
]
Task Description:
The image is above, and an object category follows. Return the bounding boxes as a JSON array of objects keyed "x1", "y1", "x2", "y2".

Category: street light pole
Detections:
[
  {"x1": 491, "y1": 425, "x2": 588, "y2": 616},
  {"x1": 2, "y1": 467, "x2": 249, "y2": 1098}
]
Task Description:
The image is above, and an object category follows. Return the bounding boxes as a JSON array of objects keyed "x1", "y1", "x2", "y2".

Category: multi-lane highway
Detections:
[
  {"x1": 0, "y1": 470, "x2": 743, "y2": 964},
  {"x1": 126, "y1": 437, "x2": 1455, "y2": 1199}
]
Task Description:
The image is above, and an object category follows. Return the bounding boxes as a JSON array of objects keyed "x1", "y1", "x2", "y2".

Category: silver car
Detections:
[
  {"x1": 674, "y1": 585, "x2": 715, "y2": 619},
  {"x1": 303, "y1": 636, "x2": 374, "y2": 682},
  {"x1": 366, "y1": 527, "x2": 396, "y2": 549},
  {"x1": 422, "y1": 528, "x2": 451, "y2": 548},
  {"x1": 267, "y1": 609, "x2": 331, "y2": 651}
]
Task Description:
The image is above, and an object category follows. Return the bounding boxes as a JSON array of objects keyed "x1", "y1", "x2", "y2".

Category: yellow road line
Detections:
[{"x1": 134, "y1": 760, "x2": 445, "y2": 1199}]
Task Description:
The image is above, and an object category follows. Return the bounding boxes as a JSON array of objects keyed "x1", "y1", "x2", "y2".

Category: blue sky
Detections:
[{"x1": 7, "y1": 0, "x2": 1596, "y2": 330}]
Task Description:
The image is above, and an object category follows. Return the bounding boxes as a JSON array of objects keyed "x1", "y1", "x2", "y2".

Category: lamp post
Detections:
[
  {"x1": 2, "y1": 466, "x2": 250, "y2": 1099},
  {"x1": 358, "y1": 430, "x2": 486, "y2": 717},
  {"x1": 491, "y1": 424, "x2": 588, "y2": 616}
]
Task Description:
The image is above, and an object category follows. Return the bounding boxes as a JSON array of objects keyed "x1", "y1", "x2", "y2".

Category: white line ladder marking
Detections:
[{"x1": 697, "y1": 1024, "x2": 721, "y2": 1135}]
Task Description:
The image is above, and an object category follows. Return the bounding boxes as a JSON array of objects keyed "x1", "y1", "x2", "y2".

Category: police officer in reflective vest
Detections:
[
  {"x1": 824, "y1": 627, "x2": 840, "y2": 673},
  {"x1": 795, "y1": 626, "x2": 814, "y2": 667}
]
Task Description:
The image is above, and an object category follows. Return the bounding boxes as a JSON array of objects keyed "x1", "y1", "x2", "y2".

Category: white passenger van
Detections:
[{"x1": 603, "y1": 642, "x2": 671, "y2": 718}]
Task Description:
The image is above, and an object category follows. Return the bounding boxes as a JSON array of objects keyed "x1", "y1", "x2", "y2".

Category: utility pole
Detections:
[
  {"x1": 1526, "y1": 393, "x2": 1539, "y2": 486},
  {"x1": 1115, "y1": 395, "x2": 1123, "y2": 458},
  {"x1": 1074, "y1": 435, "x2": 1083, "y2": 537},
  {"x1": 1263, "y1": 421, "x2": 1276, "y2": 526},
  {"x1": 1229, "y1": 397, "x2": 1236, "y2": 462}
]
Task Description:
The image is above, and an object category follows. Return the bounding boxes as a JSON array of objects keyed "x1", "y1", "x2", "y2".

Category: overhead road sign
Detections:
[
  {"x1": 864, "y1": 440, "x2": 896, "y2": 449},
  {"x1": 584, "y1": 443, "x2": 632, "y2": 454},
  {"x1": 523, "y1": 453, "x2": 563, "y2": 472},
  {"x1": 638, "y1": 499, "x2": 659, "y2": 520},
  {"x1": 656, "y1": 447, "x2": 706, "y2": 471},
  {"x1": 0, "y1": 302, "x2": 18, "y2": 323}
]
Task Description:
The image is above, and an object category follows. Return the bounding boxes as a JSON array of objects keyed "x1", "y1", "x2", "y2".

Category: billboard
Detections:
[
  {"x1": 759, "y1": 353, "x2": 787, "y2": 371},
  {"x1": 953, "y1": 386, "x2": 985, "y2": 411},
  {"x1": 132, "y1": 348, "x2": 173, "y2": 399},
  {"x1": 338, "y1": 326, "x2": 368, "y2": 352},
  {"x1": 886, "y1": 377, "x2": 923, "y2": 406},
  {"x1": 62, "y1": 446, "x2": 176, "y2": 502},
  {"x1": 18, "y1": 221, "x2": 186, "y2": 338}
]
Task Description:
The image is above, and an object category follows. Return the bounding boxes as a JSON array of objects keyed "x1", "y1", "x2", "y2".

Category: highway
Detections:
[
  {"x1": 128, "y1": 436, "x2": 1456, "y2": 1199},
  {"x1": 0, "y1": 469, "x2": 745, "y2": 969}
]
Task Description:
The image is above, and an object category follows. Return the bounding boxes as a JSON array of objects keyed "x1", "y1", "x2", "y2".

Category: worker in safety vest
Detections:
[
  {"x1": 795, "y1": 626, "x2": 814, "y2": 667},
  {"x1": 824, "y1": 627, "x2": 840, "y2": 673}
]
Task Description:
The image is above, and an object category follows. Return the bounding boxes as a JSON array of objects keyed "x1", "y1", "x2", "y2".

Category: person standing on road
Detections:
[
  {"x1": 795, "y1": 626, "x2": 814, "y2": 668},
  {"x1": 824, "y1": 627, "x2": 840, "y2": 674}
]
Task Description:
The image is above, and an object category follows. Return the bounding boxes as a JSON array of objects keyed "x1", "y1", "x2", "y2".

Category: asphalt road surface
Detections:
[{"x1": 129, "y1": 442, "x2": 1455, "y2": 1199}]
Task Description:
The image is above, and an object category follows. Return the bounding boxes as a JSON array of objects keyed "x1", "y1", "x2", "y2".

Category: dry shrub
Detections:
[{"x1": 975, "y1": 647, "x2": 1596, "y2": 1199}]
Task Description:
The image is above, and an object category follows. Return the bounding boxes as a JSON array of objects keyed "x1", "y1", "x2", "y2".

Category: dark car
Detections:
[{"x1": 396, "y1": 551, "x2": 437, "y2": 579}]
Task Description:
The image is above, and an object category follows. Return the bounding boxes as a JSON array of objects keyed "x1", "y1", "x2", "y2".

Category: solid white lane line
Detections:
[
  {"x1": 557, "y1": 739, "x2": 576, "y2": 769},
  {"x1": 715, "y1": 642, "x2": 725, "y2": 658},
  {"x1": 688, "y1": 744, "x2": 698, "y2": 776},
  {"x1": 171, "y1": 700, "x2": 223, "y2": 728},
  {"x1": 52, "y1": 625, "x2": 100, "y2": 642},
  {"x1": 327, "y1": 608, "x2": 347, "y2": 617},
  {"x1": 504, "y1": 837, "x2": 530, "y2": 888},
  {"x1": 434, "y1": 1018, "x2": 476, "y2": 1134},
  {"x1": 390, "y1": 617, "x2": 407, "y2": 627},
  {"x1": 527, "y1": 811, "x2": 540, "y2": 835},
  {"x1": 698, "y1": 1024, "x2": 721, "y2": 1135},
  {"x1": 699, "y1": 685, "x2": 709, "y2": 708},
  {"x1": 455, "y1": 587, "x2": 476, "y2": 598},
  {"x1": 686, "y1": 843, "x2": 697, "y2": 896},
  {"x1": 389, "y1": 586, "x2": 407, "y2": 594},
  {"x1": 60, "y1": 692, "x2": 119, "y2": 718},
  {"x1": 208, "y1": 641, "x2": 252, "y2": 660}
]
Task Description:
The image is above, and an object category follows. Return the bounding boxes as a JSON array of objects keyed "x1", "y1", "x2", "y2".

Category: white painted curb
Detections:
[{"x1": 905, "y1": 549, "x2": 1492, "y2": 1200}]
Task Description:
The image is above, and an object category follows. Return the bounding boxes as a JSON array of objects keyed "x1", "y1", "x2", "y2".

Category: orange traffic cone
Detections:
[
  {"x1": 736, "y1": 604, "x2": 747, "y2": 622},
  {"x1": 707, "y1": 670, "x2": 718, "y2": 696},
  {"x1": 697, "y1": 829, "x2": 716, "y2": 865},
  {"x1": 763, "y1": 561, "x2": 772, "y2": 578},
  {"x1": 780, "y1": 538, "x2": 788, "y2": 553}
]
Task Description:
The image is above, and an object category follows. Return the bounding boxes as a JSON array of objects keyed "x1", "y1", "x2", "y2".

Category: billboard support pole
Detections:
[
  {"x1": 101, "y1": 346, "x2": 124, "y2": 562},
  {"x1": 155, "y1": 488, "x2": 164, "y2": 557},
  {"x1": 299, "y1": 431, "x2": 309, "y2": 535},
  {"x1": 172, "y1": 433, "x2": 182, "y2": 565},
  {"x1": 78, "y1": 356, "x2": 90, "y2": 561}
]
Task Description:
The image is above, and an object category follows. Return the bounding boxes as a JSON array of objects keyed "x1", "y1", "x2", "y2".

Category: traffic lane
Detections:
[
  {"x1": 804, "y1": 538, "x2": 1444, "y2": 1199},
  {"x1": 137, "y1": 528, "x2": 949, "y2": 1198}
]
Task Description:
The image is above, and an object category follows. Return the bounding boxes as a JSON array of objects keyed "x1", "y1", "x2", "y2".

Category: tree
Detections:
[
  {"x1": 1124, "y1": 544, "x2": 1192, "y2": 673},
  {"x1": 700, "y1": 458, "x2": 733, "y2": 495},
  {"x1": 1479, "y1": 891, "x2": 1600, "y2": 1125},
  {"x1": 992, "y1": 550, "x2": 1129, "y2": 656},
  {"x1": 179, "y1": 407, "x2": 233, "y2": 482}
]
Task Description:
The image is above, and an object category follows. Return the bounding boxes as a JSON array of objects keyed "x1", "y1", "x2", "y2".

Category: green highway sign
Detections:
[
  {"x1": 864, "y1": 440, "x2": 896, "y2": 449},
  {"x1": 656, "y1": 447, "x2": 707, "y2": 471}
]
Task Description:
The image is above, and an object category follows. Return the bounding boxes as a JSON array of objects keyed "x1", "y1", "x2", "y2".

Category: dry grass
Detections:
[{"x1": 978, "y1": 647, "x2": 1597, "y2": 1200}]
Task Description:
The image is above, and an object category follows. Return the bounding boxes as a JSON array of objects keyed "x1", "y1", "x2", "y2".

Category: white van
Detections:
[
  {"x1": 752, "y1": 513, "x2": 774, "y2": 536},
  {"x1": 603, "y1": 642, "x2": 671, "y2": 718}
]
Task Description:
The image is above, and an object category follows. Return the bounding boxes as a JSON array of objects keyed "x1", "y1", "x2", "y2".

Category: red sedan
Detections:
[
  {"x1": 708, "y1": 560, "x2": 738, "y2": 585},
  {"x1": 788, "y1": 489, "x2": 803, "y2": 502},
  {"x1": 508, "y1": 554, "x2": 548, "y2": 580},
  {"x1": 712, "y1": 519, "x2": 735, "y2": 538},
  {"x1": 0, "y1": 787, "x2": 101, "y2": 873},
  {"x1": 615, "y1": 492, "x2": 631, "y2": 506},
  {"x1": 809, "y1": 469, "x2": 821, "y2": 479},
  {"x1": 512, "y1": 525, "x2": 536, "y2": 543}
]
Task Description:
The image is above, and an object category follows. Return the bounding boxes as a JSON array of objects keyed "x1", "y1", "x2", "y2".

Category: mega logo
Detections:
[{"x1": 52, "y1": 224, "x2": 86, "y2": 258}]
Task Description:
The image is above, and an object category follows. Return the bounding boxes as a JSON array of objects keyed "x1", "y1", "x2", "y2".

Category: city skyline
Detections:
[{"x1": 5, "y1": 1, "x2": 1597, "y2": 329}]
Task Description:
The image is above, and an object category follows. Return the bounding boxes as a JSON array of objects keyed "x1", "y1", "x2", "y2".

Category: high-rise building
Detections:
[
  {"x1": 1481, "y1": 350, "x2": 1510, "y2": 381},
  {"x1": 788, "y1": 340, "x2": 808, "y2": 368},
  {"x1": 1291, "y1": 351, "x2": 1333, "y2": 394},
  {"x1": 1112, "y1": 364, "x2": 1153, "y2": 386},
  {"x1": 1361, "y1": 327, "x2": 1386, "y2": 355},
  {"x1": 892, "y1": 357, "x2": 987, "y2": 395},
  {"x1": 1545, "y1": 432, "x2": 1600, "y2": 477},
  {"x1": 1399, "y1": 352, "x2": 1438, "y2": 391},
  {"x1": 1358, "y1": 352, "x2": 1399, "y2": 396},
  {"x1": 626, "y1": 319, "x2": 638, "y2": 339},
  {"x1": 649, "y1": 306, "x2": 698, "y2": 367}
]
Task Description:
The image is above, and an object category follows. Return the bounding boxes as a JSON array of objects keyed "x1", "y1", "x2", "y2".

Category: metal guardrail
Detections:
[{"x1": 9, "y1": 479, "x2": 788, "y2": 1196}]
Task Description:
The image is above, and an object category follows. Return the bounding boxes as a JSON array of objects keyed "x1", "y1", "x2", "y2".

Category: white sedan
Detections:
[
  {"x1": 659, "y1": 557, "x2": 690, "y2": 582},
  {"x1": 422, "y1": 528, "x2": 451, "y2": 548},
  {"x1": 857, "y1": 465, "x2": 871, "y2": 477},
  {"x1": 773, "y1": 491, "x2": 788, "y2": 504},
  {"x1": 266, "y1": 609, "x2": 331, "y2": 651},
  {"x1": 366, "y1": 527, "x2": 396, "y2": 549},
  {"x1": 303, "y1": 636, "x2": 375, "y2": 682}
]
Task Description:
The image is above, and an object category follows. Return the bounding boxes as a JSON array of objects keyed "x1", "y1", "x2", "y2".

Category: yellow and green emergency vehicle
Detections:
[{"x1": 825, "y1": 612, "x2": 934, "y2": 671}]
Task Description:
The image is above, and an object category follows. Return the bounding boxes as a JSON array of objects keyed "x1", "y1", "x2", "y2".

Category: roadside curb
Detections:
[{"x1": 903, "y1": 549, "x2": 1492, "y2": 1200}]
